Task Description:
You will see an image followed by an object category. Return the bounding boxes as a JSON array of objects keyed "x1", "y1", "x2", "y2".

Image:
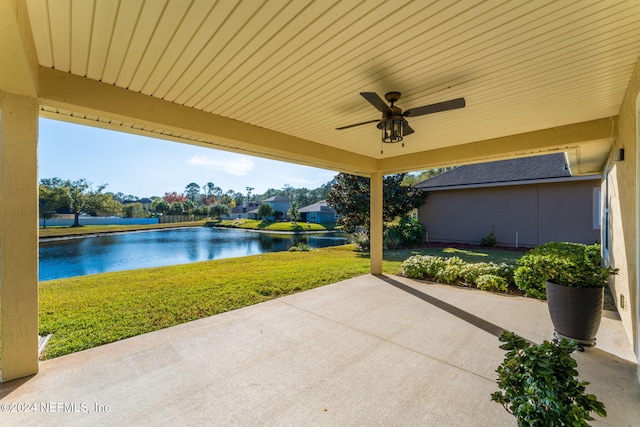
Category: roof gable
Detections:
[{"x1": 299, "y1": 200, "x2": 334, "y2": 213}]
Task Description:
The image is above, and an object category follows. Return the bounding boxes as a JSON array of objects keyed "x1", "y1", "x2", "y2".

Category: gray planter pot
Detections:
[{"x1": 545, "y1": 280, "x2": 604, "y2": 347}]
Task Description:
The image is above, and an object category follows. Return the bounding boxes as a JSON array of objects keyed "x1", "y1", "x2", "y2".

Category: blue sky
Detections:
[{"x1": 38, "y1": 118, "x2": 338, "y2": 198}]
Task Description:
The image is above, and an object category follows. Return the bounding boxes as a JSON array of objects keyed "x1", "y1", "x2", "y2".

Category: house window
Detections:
[{"x1": 309, "y1": 212, "x2": 317, "y2": 221}]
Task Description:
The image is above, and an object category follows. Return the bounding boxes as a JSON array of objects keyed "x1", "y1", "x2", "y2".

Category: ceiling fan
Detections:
[{"x1": 336, "y1": 92, "x2": 466, "y2": 145}]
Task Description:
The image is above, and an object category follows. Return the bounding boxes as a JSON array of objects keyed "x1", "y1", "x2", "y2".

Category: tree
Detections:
[
  {"x1": 209, "y1": 202, "x2": 231, "y2": 219},
  {"x1": 39, "y1": 178, "x2": 68, "y2": 228},
  {"x1": 122, "y1": 202, "x2": 145, "y2": 218},
  {"x1": 288, "y1": 202, "x2": 300, "y2": 223},
  {"x1": 151, "y1": 199, "x2": 170, "y2": 215},
  {"x1": 184, "y1": 182, "x2": 201, "y2": 204},
  {"x1": 163, "y1": 192, "x2": 187, "y2": 204},
  {"x1": 63, "y1": 179, "x2": 117, "y2": 227},
  {"x1": 182, "y1": 199, "x2": 195, "y2": 217},
  {"x1": 326, "y1": 173, "x2": 427, "y2": 233},
  {"x1": 257, "y1": 203, "x2": 274, "y2": 220},
  {"x1": 402, "y1": 167, "x2": 455, "y2": 186},
  {"x1": 168, "y1": 202, "x2": 184, "y2": 215}
]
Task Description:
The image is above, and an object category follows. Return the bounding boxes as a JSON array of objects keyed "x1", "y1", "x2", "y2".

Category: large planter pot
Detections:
[{"x1": 545, "y1": 280, "x2": 604, "y2": 347}]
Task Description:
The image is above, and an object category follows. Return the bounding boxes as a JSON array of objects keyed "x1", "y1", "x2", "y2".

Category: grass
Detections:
[
  {"x1": 210, "y1": 218, "x2": 336, "y2": 232},
  {"x1": 39, "y1": 220, "x2": 207, "y2": 238},
  {"x1": 38, "y1": 243, "x2": 526, "y2": 360}
]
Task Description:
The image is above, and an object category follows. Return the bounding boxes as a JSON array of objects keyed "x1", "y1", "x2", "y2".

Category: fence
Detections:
[{"x1": 40, "y1": 216, "x2": 160, "y2": 227}]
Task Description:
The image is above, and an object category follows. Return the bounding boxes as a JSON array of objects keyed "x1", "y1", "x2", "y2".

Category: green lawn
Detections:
[
  {"x1": 39, "y1": 244, "x2": 526, "y2": 360},
  {"x1": 209, "y1": 218, "x2": 336, "y2": 232}
]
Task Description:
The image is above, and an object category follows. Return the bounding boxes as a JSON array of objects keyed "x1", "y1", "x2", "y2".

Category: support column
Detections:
[
  {"x1": 370, "y1": 172, "x2": 383, "y2": 275},
  {"x1": 0, "y1": 91, "x2": 39, "y2": 382}
]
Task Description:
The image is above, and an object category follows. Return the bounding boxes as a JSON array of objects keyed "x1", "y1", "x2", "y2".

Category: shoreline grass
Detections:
[
  {"x1": 39, "y1": 244, "x2": 525, "y2": 360},
  {"x1": 209, "y1": 218, "x2": 337, "y2": 232},
  {"x1": 39, "y1": 220, "x2": 207, "y2": 239}
]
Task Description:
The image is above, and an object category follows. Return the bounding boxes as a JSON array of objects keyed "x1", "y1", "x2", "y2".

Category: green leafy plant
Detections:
[
  {"x1": 384, "y1": 216, "x2": 426, "y2": 250},
  {"x1": 481, "y1": 226, "x2": 497, "y2": 247},
  {"x1": 288, "y1": 242, "x2": 311, "y2": 252},
  {"x1": 476, "y1": 274, "x2": 508, "y2": 293},
  {"x1": 401, "y1": 255, "x2": 446, "y2": 279},
  {"x1": 435, "y1": 256, "x2": 466, "y2": 284},
  {"x1": 351, "y1": 230, "x2": 370, "y2": 251},
  {"x1": 401, "y1": 255, "x2": 515, "y2": 292},
  {"x1": 514, "y1": 242, "x2": 617, "y2": 299},
  {"x1": 492, "y1": 331, "x2": 606, "y2": 426}
]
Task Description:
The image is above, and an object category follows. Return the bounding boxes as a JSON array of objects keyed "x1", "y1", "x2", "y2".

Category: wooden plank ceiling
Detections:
[{"x1": 25, "y1": 0, "x2": 640, "y2": 169}]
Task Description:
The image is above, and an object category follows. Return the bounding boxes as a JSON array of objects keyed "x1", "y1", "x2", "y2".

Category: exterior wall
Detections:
[
  {"x1": 301, "y1": 211, "x2": 335, "y2": 223},
  {"x1": 270, "y1": 201, "x2": 290, "y2": 215},
  {"x1": 605, "y1": 54, "x2": 640, "y2": 359},
  {"x1": 417, "y1": 180, "x2": 601, "y2": 248}
]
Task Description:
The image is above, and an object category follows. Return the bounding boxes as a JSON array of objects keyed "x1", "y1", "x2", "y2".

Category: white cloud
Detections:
[{"x1": 187, "y1": 154, "x2": 254, "y2": 176}]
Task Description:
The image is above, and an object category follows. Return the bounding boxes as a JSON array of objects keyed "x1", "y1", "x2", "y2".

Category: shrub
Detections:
[
  {"x1": 383, "y1": 227, "x2": 405, "y2": 250},
  {"x1": 514, "y1": 242, "x2": 616, "y2": 299},
  {"x1": 476, "y1": 274, "x2": 508, "y2": 293},
  {"x1": 492, "y1": 331, "x2": 606, "y2": 426},
  {"x1": 384, "y1": 216, "x2": 425, "y2": 249},
  {"x1": 288, "y1": 242, "x2": 311, "y2": 252},
  {"x1": 481, "y1": 226, "x2": 497, "y2": 247},
  {"x1": 401, "y1": 255, "x2": 446, "y2": 279},
  {"x1": 435, "y1": 257, "x2": 466, "y2": 284},
  {"x1": 459, "y1": 262, "x2": 515, "y2": 284},
  {"x1": 352, "y1": 230, "x2": 369, "y2": 251},
  {"x1": 402, "y1": 255, "x2": 516, "y2": 291}
]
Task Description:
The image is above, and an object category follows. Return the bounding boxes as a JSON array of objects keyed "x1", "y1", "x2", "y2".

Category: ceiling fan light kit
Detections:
[{"x1": 336, "y1": 91, "x2": 466, "y2": 147}]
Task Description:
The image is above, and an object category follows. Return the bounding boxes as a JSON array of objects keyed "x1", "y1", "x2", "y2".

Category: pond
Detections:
[{"x1": 39, "y1": 227, "x2": 349, "y2": 281}]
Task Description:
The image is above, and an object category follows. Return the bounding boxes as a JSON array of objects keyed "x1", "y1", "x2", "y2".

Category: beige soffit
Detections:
[{"x1": 19, "y1": 0, "x2": 640, "y2": 174}]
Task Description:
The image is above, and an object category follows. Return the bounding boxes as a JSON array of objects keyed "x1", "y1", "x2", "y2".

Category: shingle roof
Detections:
[
  {"x1": 299, "y1": 200, "x2": 335, "y2": 213},
  {"x1": 262, "y1": 195, "x2": 290, "y2": 203},
  {"x1": 414, "y1": 154, "x2": 573, "y2": 190}
]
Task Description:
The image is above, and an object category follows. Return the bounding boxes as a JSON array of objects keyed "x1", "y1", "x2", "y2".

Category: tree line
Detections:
[
  {"x1": 38, "y1": 178, "x2": 336, "y2": 227},
  {"x1": 40, "y1": 171, "x2": 440, "y2": 242}
]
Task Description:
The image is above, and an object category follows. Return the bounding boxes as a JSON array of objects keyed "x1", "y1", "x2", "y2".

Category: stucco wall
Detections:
[
  {"x1": 606, "y1": 55, "x2": 639, "y2": 356},
  {"x1": 417, "y1": 180, "x2": 601, "y2": 248}
]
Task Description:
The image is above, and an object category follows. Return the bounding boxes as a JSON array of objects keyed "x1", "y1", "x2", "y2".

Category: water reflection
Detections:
[{"x1": 39, "y1": 227, "x2": 348, "y2": 281}]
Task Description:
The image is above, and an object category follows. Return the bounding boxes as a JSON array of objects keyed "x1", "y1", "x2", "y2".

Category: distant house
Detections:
[
  {"x1": 138, "y1": 198, "x2": 153, "y2": 211},
  {"x1": 229, "y1": 202, "x2": 260, "y2": 219},
  {"x1": 298, "y1": 200, "x2": 340, "y2": 223},
  {"x1": 247, "y1": 196, "x2": 291, "y2": 220},
  {"x1": 414, "y1": 154, "x2": 601, "y2": 248}
]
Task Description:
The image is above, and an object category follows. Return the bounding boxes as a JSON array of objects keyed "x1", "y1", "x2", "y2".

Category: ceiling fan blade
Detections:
[
  {"x1": 403, "y1": 122, "x2": 415, "y2": 136},
  {"x1": 336, "y1": 119, "x2": 380, "y2": 130},
  {"x1": 403, "y1": 97, "x2": 466, "y2": 117},
  {"x1": 360, "y1": 92, "x2": 392, "y2": 114}
]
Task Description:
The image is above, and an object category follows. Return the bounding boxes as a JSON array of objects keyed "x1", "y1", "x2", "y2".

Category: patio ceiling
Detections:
[{"x1": 8, "y1": 0, "x2": 640, "y2": 175}]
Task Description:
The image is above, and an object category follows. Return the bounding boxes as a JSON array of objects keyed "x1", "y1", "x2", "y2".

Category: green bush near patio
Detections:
[
  {"x1": 401, "y1": 254, "x2": 516, "y2": 292},
  {"x1": 513, "y1": 242, "x2": 613, "y2": 299}
]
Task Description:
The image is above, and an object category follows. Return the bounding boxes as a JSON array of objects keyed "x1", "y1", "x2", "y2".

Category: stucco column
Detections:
[
  {"x1": 370, "y1": 172, "x2": 383, "y2": 274},
  {"x1": 0, "y1": 91, "x2": 39, "y2": 382}
]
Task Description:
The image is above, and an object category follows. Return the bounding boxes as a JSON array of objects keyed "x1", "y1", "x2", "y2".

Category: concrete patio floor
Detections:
[{"x1": 1, "y1": 274, "x2": 638, "y2": 426}]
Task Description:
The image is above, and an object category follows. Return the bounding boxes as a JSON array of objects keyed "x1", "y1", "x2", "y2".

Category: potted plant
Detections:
[
  {"x1": 514, "y1": 242, "x2": 617, "y2": 347},
  {"x1": 492, "y1": 331, "x2": 606, "y2": 426}
]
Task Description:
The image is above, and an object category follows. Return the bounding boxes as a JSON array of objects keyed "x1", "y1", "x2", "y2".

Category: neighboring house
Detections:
[
  {"x1": 229, "y1": 202, "x2": 260, "y2": 219},
  {"x1": 123, "y1": 197, "x2": 153, "y2": 212},
  {"x1": 248, "y1": 196, "x2": 291, "y2": 220},
  {"x1": 414, "y1": 154, "x2": 601, "y2": 248},
  {"x1": 298, "y1": 200, "x2": 340, "y2": 223},
  {"x1": 138, "y1": 198, "x2": 153, "y2": 211}
]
